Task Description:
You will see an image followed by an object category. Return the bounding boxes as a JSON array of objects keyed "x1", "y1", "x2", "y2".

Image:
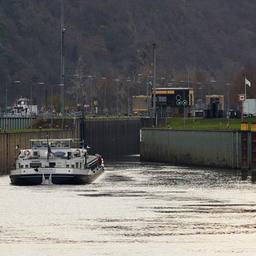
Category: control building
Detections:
[
  {"x1": 152, "y1": 87, "x2": 194, "y2": 117},
  {"x1": 205, "y1": 95, "x2": 224, "y2": 118}
]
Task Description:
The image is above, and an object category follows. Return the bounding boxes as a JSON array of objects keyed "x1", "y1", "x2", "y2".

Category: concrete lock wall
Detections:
[
  {"x1": 81, "y1": 119, "x2": 140, "y2": 158},
  {"x1": 140, "y1": 129, "x2": 241, "y2": 169},
  {"x1": 0, "y1": 130, "x2": 75, "y2": 175}
]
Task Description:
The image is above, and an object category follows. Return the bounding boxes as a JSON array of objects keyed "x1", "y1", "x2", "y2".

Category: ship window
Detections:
[
  {"x1": 76, "y1": 162, "x2": 79, "y2": 168},
  {"x1": 49, "y1": 162, "x2": 56, "y2": 168},
  {"x1": 66, "y1": 164, "x2": 69, "y2": 168},
  {"x1": 30, "y1": 163, "x2": 42, "y2": 168},
  {"x1": 71, "y1": 164, "x2": 75, "y2": 168},
  {"x1": 33, "y1": 151, "x2": 39, "y2": 157},
  {"x1": 25, "y1": 165, "x2": 28, "y2": 168},
  {"x1": 21, "y1": 165, "x2": 24, "y2": 168},
  {"x1": 18, "y1": 163, "x2": 21, "y2": 168},
  {"x1": 80, "y1": 163, "x2": 82, "y2": 169}
]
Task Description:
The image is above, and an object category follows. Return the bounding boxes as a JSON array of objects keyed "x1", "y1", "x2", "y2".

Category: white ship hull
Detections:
[
  {"x1": 10, "y1": 166, "x2": 104, "y2": 185},
  {"x1": 9, "y1": 138, "x2": 104, "y2": 186}
]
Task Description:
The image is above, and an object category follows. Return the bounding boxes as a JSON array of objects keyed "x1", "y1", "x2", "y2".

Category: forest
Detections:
[{"x1": 0, "y1": 0, "x2": 256, "y2": 112}]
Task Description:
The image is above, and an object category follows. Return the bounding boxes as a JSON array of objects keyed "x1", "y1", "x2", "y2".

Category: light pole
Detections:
[
  {"x1": 126, "y1": 78, "x2": 131, "y2": 115},
  {"x1": 50, "y1": 84, "x2": 54, "y2": 128},
  {"x1": 147, "y1": 75, "x2": 153, "y2": 116},
  {"x1": 87, "y1": 75, "x2": 93, "y2": 112},
  {"x1": 115, "y1": 78, "x2": 120, "y2": 115},
  {"x1": 225, "y1": 82, "x2": 231, "y2": 125},
  {"x1": 137, "y1": 74, "x2": 142, "y2": 95},
  {"x1": 101, "y1": 77, "x2": 107, "y2": 114},
  {"x1": 60, "y1": 0, "x2": 65, "y2": 127},
  {"x1": 152, "y1": 43, "x2": 157, "y2": 123},
  {"x1": 5, "y1": 81, "x2": 8, "y2": 113}
]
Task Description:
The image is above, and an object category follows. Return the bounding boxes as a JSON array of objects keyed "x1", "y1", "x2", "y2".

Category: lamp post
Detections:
[
  {"x1": 147, "y1": 75, "x2": 153, "y2": 116},
  {"x1": 87, "y1": 75, "x2": 93, "y2": 112},
  {"x1": 115, "y1": 78, "x2": 120, "y2": 115},
  {"x1": 225, "y1": 82, "x2": 231, "y2": 126},
  {"x1": 101, "y1": 77, "x2": 107, "y2": 114},
  {"x1": 126, "y1": 78, "x2": 131, "y2": 115},
  {"x1": 5, "y1": 81, "x2": 8, "y2": 113},
  {"x1": 137, "y1": 74, "x2": 142, "y2": 95},
  {"x1": 60, "y1": 0, "x2": 65, "y2": 127},
  {"x1": 152, "y1": 43, "x2": 157, "y2": 124}
]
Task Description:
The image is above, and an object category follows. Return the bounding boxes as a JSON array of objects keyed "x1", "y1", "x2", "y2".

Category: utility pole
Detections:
[
  {"x1": 5, "y1": 81, "x2": 7, "y2": 113},
  {"x1": 152, "y1": 43, "x2": 157, "y2": 125},
  {"x1": 242, "y1": 73, "x2": 246, "y2": 122},
  {"x1": 60, "y1": 0, "x2": 65, "y2": 128},
  {"x1": 115, "y1": 78, "x2": 120, "y2": 115},
  {"x1": 126, "y1": 78, "x2": 131, "y2": 116}
]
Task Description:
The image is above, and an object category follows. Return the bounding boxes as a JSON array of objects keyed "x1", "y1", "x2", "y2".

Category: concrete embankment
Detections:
[
  {"x1": 140, "y1": 129, "x2": 243, "y2": 169},
  {"x1": 0, "y1": 130, "x2": 75, "y2": 175}
]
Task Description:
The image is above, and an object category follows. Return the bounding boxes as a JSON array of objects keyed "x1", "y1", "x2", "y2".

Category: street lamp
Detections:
[
  {"x1": 126, "y1": 78, "x2": 131, "y2": 115},
  {"x1": 101, "y1": 77, "x2": 107, "y2": 114},
  {"x1": 146, "y1": 77, "x2": 152, "y2": 116},
  {"x1": 114, "y1": 78, "x2": 120, "y2": 115},
  {"x1": 60, "y1": 0, "x2": 65, "y2": 127},
  {"x1": 225, "y1": 82, "x2": 231, "y2": 119},
  {"x1": 87, "y1": 75, "x2": 93, "y2": 112},
  {"x1": 152, "y1": 43, "x2": 157, "y2": 122}
]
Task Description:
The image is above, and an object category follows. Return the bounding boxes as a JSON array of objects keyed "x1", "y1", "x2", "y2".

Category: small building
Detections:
[
  {"x1": 205, "y1": 95, "x2": 224, "y2": 118},
  {"x1": 152, "y1": 87, "x2": 194, "y2": 117},
  {"x1": 132, "y1": 95, "x2": 150, "y2": 115}
]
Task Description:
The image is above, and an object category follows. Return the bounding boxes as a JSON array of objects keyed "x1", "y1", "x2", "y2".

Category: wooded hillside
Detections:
[{"x1": 0, "y1": 0, "x2": 256, "y2": 109}]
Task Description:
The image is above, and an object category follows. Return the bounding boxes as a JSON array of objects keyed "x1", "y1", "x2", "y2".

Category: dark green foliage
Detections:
[{"x1": 0, "y1": 0, "x2": 256, "y2": 106}]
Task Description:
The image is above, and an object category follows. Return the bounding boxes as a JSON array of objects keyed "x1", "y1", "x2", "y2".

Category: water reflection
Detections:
[{"x1": 0, "y1": 160, "x2": 256, "y2": 255}]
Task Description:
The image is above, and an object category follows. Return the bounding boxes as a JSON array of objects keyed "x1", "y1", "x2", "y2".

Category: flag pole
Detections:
[
  {"x1": 242, "y1": 74, "x2": 246, "y2": 122},
  {"x1": 245, "y1": 76, "x2": 247, "y2": 101}
]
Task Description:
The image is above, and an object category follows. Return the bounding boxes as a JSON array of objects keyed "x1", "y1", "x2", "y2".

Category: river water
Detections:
[{"x1": 1, "y1": 158, "x2": 256, "y2": 256}]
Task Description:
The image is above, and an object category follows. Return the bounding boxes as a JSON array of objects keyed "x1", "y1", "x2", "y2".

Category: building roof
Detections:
[{"x1": 154, "y1": 87, "x2": 193, "y2": 90}]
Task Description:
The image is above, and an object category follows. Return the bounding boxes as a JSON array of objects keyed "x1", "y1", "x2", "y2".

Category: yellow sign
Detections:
[
  {"x1": 241, "y1": 122, "x2": 249, "y2": 131},
  {"x1": 155, "y1": 90, "x2": 175, "y2": 95}
]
